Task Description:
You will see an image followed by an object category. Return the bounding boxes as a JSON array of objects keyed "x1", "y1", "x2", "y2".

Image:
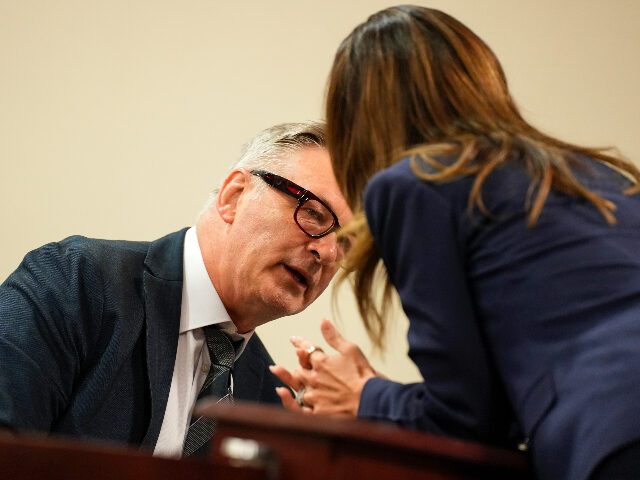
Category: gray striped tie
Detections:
[{"x1": 182, "y1": 326, "x2": 235, "y2": 457}]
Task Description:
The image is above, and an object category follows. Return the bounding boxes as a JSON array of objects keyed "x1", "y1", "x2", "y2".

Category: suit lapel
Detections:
[{"x1": 140, "y1": 229, "x2": 188, "y2": 448}]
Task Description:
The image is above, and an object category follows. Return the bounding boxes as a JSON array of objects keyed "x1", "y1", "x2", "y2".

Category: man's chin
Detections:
[
  {"x1": 257, "y1": 280, "x2": 318, "y2": 318},
  {"x1": 272, "y1": 294, "x2": 311, "y2": 318}
]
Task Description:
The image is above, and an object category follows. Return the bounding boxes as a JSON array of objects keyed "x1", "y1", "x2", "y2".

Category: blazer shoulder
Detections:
[{"x1": 19, "y1": 235, "x2": 152, "y2": 275}]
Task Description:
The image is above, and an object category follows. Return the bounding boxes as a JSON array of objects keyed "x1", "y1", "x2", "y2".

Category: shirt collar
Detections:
[{"x1": 181, "y1": 226, "x2": 253, "y2": 356}]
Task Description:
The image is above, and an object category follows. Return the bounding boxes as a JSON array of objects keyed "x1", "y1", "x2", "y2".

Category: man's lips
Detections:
[{"x1": 283, "y1": 264, "x2": 310, "y2": 288}]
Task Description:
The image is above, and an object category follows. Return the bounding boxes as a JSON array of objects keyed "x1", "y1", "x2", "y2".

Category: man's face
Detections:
[{"x1": 208, "y1": 146, "x2": 353, "y2": 331}]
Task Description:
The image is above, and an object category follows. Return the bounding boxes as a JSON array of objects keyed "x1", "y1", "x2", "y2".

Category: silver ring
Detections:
[{"x1": 295, "y1": 387, "x2": 306, "y2": 407}]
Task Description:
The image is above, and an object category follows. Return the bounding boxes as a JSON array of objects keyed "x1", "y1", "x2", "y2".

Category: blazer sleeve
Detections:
[
  {"x1": 0, "y1": 240, "x2": 104, "y2": 431},
  {"x1": 359, "y1": 163, "x2": 511, "y2": 444}
]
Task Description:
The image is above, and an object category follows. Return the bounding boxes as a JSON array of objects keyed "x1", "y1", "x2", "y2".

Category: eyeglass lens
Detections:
[{"x1": 296, "y1": 199, "x2": 335, "y2": 236}]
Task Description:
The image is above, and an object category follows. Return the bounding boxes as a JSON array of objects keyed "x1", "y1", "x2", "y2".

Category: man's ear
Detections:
[{"x1": 217, "y1": 169, "x2": 249, "y2": 224}]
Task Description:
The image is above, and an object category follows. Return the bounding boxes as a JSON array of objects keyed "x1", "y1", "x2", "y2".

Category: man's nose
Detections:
[{"x1": 308, "y1": 232, "x2": 341, "y2": 265}]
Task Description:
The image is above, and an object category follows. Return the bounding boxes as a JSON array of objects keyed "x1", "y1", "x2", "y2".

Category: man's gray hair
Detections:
[
  {"x1": 200, "y1": 121, "x2": 326, "y2": 213},
  {"x1": 233, "y1": 121, "x2": 326, "y2": 172}
]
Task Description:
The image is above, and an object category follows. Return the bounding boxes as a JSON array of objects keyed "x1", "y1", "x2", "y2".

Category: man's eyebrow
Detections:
[
  {"x1": 288, "y1": 174, "x2": 341, "y2": 223},
  {"x1": 319, "y1": 194, "x2": 336, "y2": 210},
  {"x1": 307, "y1": 189, "x2": 336, "y2": 211}
]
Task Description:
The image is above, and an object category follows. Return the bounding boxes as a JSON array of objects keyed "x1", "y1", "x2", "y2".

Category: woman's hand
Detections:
[{"x1": 269, "y1": 318, "x2": 380, "y2": 417}]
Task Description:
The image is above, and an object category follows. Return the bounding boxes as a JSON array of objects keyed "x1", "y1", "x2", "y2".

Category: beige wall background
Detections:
[{"x1": 1, "y1": 0, "x2": 639, "y2": 382}]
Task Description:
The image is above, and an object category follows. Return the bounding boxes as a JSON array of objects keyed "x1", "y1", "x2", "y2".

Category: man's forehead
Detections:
[
  {"x1": 273, "y1": 147, "x2": 349, "y2": 217},
  {"x1": 283, "y1": 147, "x2": 331, "y2": 183},
  {"x1": 277, "y1": 145, "x2": 327, "y2": 168}
]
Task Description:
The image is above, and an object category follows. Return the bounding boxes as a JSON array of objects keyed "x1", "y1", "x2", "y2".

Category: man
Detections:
[{"x1": 0, "y1": 121, "x2": 353, "y2": 457}]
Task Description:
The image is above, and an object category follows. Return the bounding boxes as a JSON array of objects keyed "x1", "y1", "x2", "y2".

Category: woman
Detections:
[{"x1": 270, "y1": 6, "x2": 640, "y2": 480}]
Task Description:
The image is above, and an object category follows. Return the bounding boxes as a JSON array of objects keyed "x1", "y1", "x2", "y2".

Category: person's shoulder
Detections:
[
  {"x1": 21, "y1": 232, "x2": 187, "y2": 281},
  {"x1": 572, "y1": 154, "x2": 636, "y2": 191},
  {"x1": 56, "y1": 229, "x2": 189, "y2": 262},
  {"x1": 364, "y1": 155, "x2": 461, "y2": 205},
  {"x1": 369, "y1": 156, "x2": 414, "y2": 185},
  {"x1": 364, "y1": 157, "x2": 416, "y2": 202},
  {"x1": 48, "y1": 235, "x2": 152, "y2": 265},
  {"x1": 365, "y1": 154, "x2": 463, "y2": 192},
  {"x1": 11, "y1": 236, "x2": 148, "y2": 289}
]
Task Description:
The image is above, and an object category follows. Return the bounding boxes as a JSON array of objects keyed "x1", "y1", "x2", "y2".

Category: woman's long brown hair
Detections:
[{"x1": 327, "y1": 5, "x2": 640, "y2": 349}]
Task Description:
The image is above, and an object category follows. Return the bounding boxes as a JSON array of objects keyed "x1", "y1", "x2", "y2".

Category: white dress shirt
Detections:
[{"x1": 153, "y1": 226, "x2": 253, "y2": 458}]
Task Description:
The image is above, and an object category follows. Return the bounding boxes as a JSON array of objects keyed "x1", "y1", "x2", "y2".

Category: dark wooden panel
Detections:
[
  {"x1": 0, "y1": 431, "x2": 266, "y2": 480},
  {"x1": 197, "y1": 401, "x2": 533, "y2": 480}
]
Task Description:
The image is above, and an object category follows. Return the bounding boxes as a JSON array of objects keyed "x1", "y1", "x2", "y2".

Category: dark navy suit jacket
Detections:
[
  {"x1": 0, "y1": 229, "x2": 281, "y2": 449},
  {"x1": 359, "y1": 156, "x2": 640, "y2": 480}
]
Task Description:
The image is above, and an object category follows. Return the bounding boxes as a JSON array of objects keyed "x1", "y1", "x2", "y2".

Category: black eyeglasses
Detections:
[{"x1": 250, "y1": 170, "x2": 340, "y2": 238}]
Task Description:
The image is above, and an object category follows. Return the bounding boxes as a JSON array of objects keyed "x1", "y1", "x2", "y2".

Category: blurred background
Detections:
[{"x1": 1, "y1": 0, "x2": 639, "y2": 382}]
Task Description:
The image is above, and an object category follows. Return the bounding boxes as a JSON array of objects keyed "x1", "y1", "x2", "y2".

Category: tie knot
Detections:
[{"x1": 203, "y1": 326, "x2": 235, "y2": 369}]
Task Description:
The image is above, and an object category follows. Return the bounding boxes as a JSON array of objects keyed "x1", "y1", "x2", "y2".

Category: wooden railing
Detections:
[
  {"x1": 201, "y1": 401, "x2": 533, "y2": 480},
  {"x1": 0, "y1": 401, "x2": 533, "y2": 479}
]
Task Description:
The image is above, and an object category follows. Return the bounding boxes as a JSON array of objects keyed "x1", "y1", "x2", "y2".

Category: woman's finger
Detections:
[
  {"x1": 295, "y1": 348, "x2": 312, "y2": 369},
  {"x1": 296, "y1": 345, "x2": 326, "y2": 369},
  {"x1": 320, "y1": 318, "x2": 353, "y2": 354},
  {"x1": 289, "y1": 335, "x2": 315, "y2": 350},
  {"x1": 269, "y1": 365, "x2": 304, "y2": 390},
  {"x1": 275, "y1": 386, "x2": 302, "y2": 411}
]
